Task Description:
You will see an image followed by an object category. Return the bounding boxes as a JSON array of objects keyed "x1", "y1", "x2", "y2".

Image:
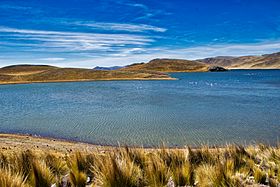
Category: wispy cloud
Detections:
[
  {"x1": 173, "y1": 42, "x2": 280, "y2": 59},
  {"x1": 0, "y1": 27, "x2": 154, "y2": 52},
  {"x1": 39, "y1": 57, "x2": 65, "y2": 61},
  {"x1": 115, "y1": 1, "x2": 170, "y2": 21},
  {"x1": 0, "y1": 4, "x2": 32, "y2": 10},
  {"x1": 72, "y1": 22, "x2": 167, "y2": 33}
]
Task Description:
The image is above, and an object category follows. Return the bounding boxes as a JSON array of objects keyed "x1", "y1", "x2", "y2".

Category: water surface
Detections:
[{"x1": 0, "y1": 70, "x2": 279, "y2": 147}]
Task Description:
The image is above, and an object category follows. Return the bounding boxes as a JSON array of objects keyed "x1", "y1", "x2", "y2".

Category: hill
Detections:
[
  {"x1": 0, "y1": 65, "x2": 173, "y2": 84},
  {"x1": 198, "y1": 52, "x2": 280, "y2": 69},
  {"x1": 122, "y1": 58, "x2": 209, "y2": 72}
]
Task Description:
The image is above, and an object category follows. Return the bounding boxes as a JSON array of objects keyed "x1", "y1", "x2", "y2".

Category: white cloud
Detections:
[
  {"x1": 39, "y1": 57, "x2": 65, "y2": 61},
  {"x1": 74, "y1": 22, "x2": 167, "y2": 33},
  {"x1": 172, "y1": 42, "x2": 280, "y2": 59},
  {"x1": 0, "y1": 27, "x2": 154, "y2": 52},
  {"x1": 0, "y1": 4, "x2": 32, "y2": 10}
]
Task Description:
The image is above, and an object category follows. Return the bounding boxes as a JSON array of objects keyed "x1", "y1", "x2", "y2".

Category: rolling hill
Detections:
[
  {"x1": 122, "y1": 58, "x2": 210, "y2": 72},
  {"x1": 198, "y1": 52, "x2": 280, "y2": 69},
  {"x1": 0, "y1": 65, "x2": 173, "y2": 84},
  {"x1": 1, "y1": 51, "x2": 279, "y2": 85}
]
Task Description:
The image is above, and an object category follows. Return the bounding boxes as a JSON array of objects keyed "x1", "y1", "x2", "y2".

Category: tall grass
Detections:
[
  {"x1": 0, "y1": 144, "x2": 280, "y2": 186},
  {"x1": 31, "y1": 160, "x2": 55, "y2": 187},
  {"x1": 0, "y1": 168, "x2": 28, "y2": 187}
]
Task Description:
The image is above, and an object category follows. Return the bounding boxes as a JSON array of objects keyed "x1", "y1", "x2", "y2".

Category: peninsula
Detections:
[
  {"x1": 1, "y1": 51, "x2": 279, "y2": 85},
  {"x1": 0, "y1": 64, "x2": 174, "y2": 85}
]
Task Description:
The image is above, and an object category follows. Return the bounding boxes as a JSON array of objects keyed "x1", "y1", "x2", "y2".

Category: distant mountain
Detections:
[
  {"x1": 198, "y1": 52, "x2": 280, "y2": 69},
  {"x1": 93, "y1": 66, "x2": 123, "y2": 70},
  {"x1": 0, "y1": 65, "x2": 173, "y2": 84},
  {"x1": 122, "y1": 58, "x2": 209, "y2": 72}
]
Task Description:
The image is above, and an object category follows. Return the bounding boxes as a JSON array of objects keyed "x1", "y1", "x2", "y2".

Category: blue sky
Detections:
[{"x1": 0, "y1": 0, "x2": 280, "y2": 67}]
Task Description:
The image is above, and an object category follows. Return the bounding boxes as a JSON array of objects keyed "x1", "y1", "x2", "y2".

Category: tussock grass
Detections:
[
  {"x1": 30, "y1": 160, "x2": 55, "y2": 187},
  {"x1": 68, "y1": 153, "x2": 89, "y2": 187},
  {"x1": 0, "y1": 168, "x2": 28, "y2": 187},
  {"x1": 0, "y1": 144, "x2": 280, "y2": 186}
]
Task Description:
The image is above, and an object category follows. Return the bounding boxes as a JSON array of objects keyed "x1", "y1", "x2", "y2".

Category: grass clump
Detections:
[
  {"x1": 0, "y1": 168, "x2": 28, "y2": 187},
  {"x1": 30, "y1": 160, "x2": 55, "y2": 187},
  {"x1": 0, "y1": 144, "x2": 280, "y2": 186},
  {"x1": 145, "y1": 154, "x2": 171, "y2": 187},
  {"x1": 93, "y1": 150, "x2": 144, "y2": 187}
]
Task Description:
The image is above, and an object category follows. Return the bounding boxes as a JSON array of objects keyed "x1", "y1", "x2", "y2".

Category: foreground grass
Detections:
[{"x1": 0, "y1": 144, "x2": 280, "y2": 187}]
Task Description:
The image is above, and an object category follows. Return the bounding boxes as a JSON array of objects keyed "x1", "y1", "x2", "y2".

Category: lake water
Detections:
[{"x1": 0, "y1": 70, "x2": 279, "y2": 147}]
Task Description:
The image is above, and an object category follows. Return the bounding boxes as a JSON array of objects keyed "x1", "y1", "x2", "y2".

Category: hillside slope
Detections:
[
  {"x1": 0, "y1": 65, "x2": 173, "y2": 84},
  {"x1": 122, "y1": 58, "x2": 209, "y2": 72},
  {"x1": 198, "y1": 52, "x2": 280, "y2": 69}
]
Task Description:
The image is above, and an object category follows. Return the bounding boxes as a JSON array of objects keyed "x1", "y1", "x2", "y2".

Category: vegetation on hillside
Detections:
[
  {"x1": 198, "y1": 52, "x2": 280, "y2": 69},
  {"x1": 1, "y1": 51, "x2": 279, "y2": 84},
  {"x1": 0, "y1": 65, "x2": 172, "y2": 84},
  {"x1": 122, "y1": 59, "x2": 209, "y2": 72},
  {"x1": 0, "y1": 144, "x2": 280, "y2": 186}
]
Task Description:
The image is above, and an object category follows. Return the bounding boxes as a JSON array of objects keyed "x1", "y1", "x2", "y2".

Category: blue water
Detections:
[{"x1": 0, "y1": 70, "x2": 279, "y2": 147}]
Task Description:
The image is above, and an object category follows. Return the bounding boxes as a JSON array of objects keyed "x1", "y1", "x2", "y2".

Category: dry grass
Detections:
[
  {"x1": 0, "y1": 144, "x2": 280, "y2": 186},
  {"x1": 122, "y1": 58, "x2": 209, "y2": 72},
  {"x1": 0, "y1": 64, "x2": 173, "y2": 84}
]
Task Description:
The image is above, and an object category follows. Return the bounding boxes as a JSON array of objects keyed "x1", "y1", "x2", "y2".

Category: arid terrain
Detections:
[
  {"x1": 122, "y1": 58, "x2": 209, "y2": 72},
  {"x1": 198, "y1": 52, "x2": 280, "y2": 69},
  {"x1": 0, "y1": 65, "x2": 173, "y2": 84}
]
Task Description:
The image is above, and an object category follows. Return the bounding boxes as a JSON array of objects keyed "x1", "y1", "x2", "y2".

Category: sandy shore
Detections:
[
  {"x1": 0, "y1": 133, "x2": 115, "y2": 154},
  {"x1": 0, "y1": 133, "x2": 227, "y2": 155}
]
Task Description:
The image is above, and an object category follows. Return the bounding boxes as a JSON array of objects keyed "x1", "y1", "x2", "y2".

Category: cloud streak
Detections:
[
  {"x1": 73, "y1": 22, "x2": 167, "y2": 33},
  {"x1": 0, "y1": 27, "x2": 154, "y2": 52},
  {"x1": 39, "y1": 57, "x2": 65, "y2": 61}
]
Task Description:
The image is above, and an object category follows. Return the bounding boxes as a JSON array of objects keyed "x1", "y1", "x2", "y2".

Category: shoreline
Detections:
[
  {"x1": 0, "y1": 133, "x2": 192, "y2": 152},
  {"x1": 0, "y1": 77, "x2": 176, "y2": 85},
  {"x1": 0, "y1": 133, "x2": 113, "y2": 154},
  {"x1": 0, "y1": 133, "x2": 272, "y2": 153},
  {"x1": 1, "y1": 69, "x2": 279, "y2": 85}
]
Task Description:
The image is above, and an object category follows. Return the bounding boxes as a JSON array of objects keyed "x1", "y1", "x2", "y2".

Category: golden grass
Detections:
[
  {"x1": 0, "y1": 65, "x2": 173, "y2": 85},
  {"x1": 0, "y1": 144, "x2": 280, "y2": 186},
  {"x1": 122, "y1": 58, "x2": 209, "y2": 72}
]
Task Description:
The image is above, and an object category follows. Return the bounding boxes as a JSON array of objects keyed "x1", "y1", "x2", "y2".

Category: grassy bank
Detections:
[
  {"x1": 0, "y1": 134, "x2": 279, "y2": 186},
  {"x1": 0, "y1": 65, "x2": 174, "y2": 85}
]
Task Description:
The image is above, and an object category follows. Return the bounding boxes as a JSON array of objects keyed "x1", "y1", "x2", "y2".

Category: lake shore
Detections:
[
  {"x1": 0, "y1": 132, "x2": 276, "y2": 152},
  {"x1": 0, "y1": 133, "x2": 113, "y2": 154},
  {"x1": 0, "y1": 77, "x2": 176, "y2": 85},
  {"x1": 0, "y1": 133, "x2": 210, "y2": 153}
]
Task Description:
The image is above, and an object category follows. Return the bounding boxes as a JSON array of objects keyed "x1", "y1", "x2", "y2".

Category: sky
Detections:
[{"x1": 0, "y1": 0, "x2": 280, "y2": 68}]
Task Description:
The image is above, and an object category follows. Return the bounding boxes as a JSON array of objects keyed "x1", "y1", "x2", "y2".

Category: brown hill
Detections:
[
  {"x1": 198, "y1": 52, "x2": 280, "y2": 69},
  {"x1": 0, "y1": 64, "x2": 58, "y2": 75},
  {"x1": 122, "y1": 58, "x2": 209, "y2": 72},
  {"x1": 0, "y1": 65, "x2": 173, "y2": 84}
]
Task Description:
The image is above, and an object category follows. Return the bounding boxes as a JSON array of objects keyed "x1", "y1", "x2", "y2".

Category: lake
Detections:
[{"x1": 0, "y1": 70, "x2": 279, "y2": 147}]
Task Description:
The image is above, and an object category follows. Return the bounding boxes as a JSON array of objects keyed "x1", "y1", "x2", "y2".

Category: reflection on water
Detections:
[{"x1": 0, "y1": 70, "x2": 279, "y2": 147}]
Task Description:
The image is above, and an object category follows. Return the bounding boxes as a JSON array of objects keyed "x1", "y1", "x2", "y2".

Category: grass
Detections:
[
  {"x1": 122, "y1": 58, "x2": 209, "y2": 72},
  {"x1": 0, "y1": 64, "x2": 172, "y2": 84},
  {"x1": 0, "y1": 144, "x2": 280, "y2": 186}
]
